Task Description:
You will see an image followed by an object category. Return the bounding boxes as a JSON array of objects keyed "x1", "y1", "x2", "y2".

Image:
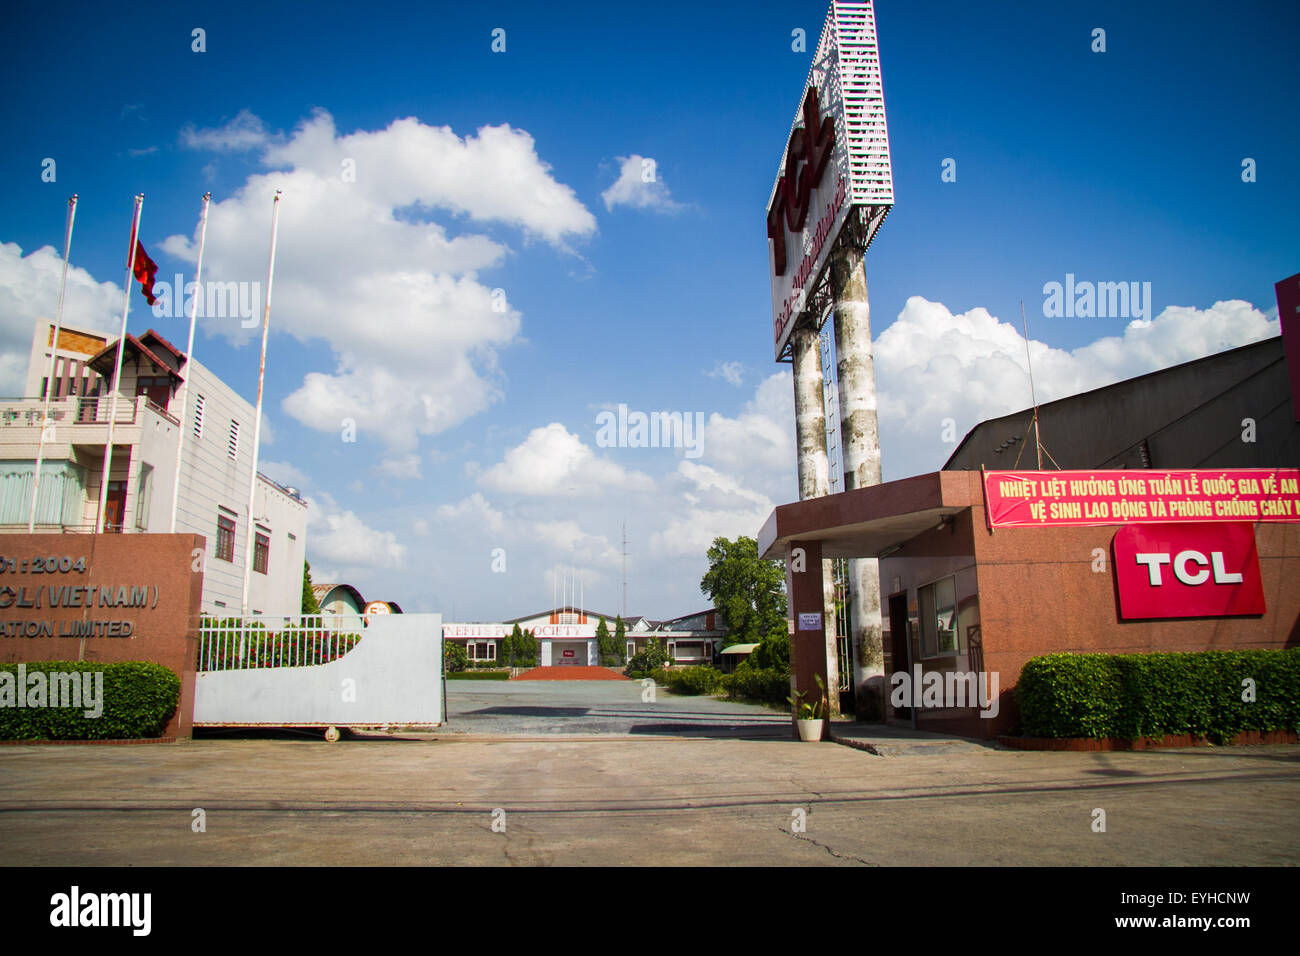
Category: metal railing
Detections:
[
  {"x1": 0, "y1": 396, "x2": 141, "y2": 427},
  {"x1": 198, "y1": 614, "x2": 366, "y2": 672}
]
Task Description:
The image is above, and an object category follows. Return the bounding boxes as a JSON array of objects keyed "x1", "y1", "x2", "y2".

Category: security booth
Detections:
[{"x1": 759, "y1": 468, "x2": 1300, "y2": 740}]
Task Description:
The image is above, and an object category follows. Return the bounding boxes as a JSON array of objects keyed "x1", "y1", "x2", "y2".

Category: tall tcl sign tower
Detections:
[{"x1": 768, "y1": 1, "x2": 893, "y2": 718}]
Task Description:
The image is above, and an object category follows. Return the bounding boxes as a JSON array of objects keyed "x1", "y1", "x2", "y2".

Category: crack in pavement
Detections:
[{"x1": 782, "y1": 826, "x2": 875, "y2": 866}]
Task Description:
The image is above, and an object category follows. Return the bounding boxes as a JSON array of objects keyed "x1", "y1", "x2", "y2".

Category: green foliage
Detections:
[
  {"x1": 789, "y1": 674, "x2": 828, "y2": 720},
  {"x1": 196, "y1": 617, "x2": 361, "y2": 670},
  {"x1": 721, "y1": 661, "x2": 792, "y2": 707},
  {"x1": 447, "y1": 671, "x2": 510, "y2": 681},
  {"x1": 0, "y1": 661, "x2": 180, "y2": 740},
  {"x1": 301, "y1": 561, "x2": 321, "y2": 616},
  {"x1": 596, "y1": 616, "x2": 623, "y2": 666},
  {"x1": 700, "y1": 536, "x2": 786, "y2": 646},
  {"x1": 750, "y1": 632, "x2": 789, "y2": 671},
  {"x1": 504, "y1": 627, "x2": 538, "y2": 667},
  {"x1": 654, "y1": 665, "x2": 724, "y2": 695},
  {"x1": 624, "y1": 640, "x2": 672, "y2": 679},
  {"x1": 444, "y1": 641, "x2": 469, "y2": 673},
  {"x1": 1016, "y1": 650, "x2": 1300, "y2": 742}
]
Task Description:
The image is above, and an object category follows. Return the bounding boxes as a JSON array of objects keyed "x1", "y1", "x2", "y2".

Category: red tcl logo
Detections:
[
  {"x1": 766, "y1": 87, "x2": 836, "y2": 277},
  {"x1": 1113, "y1": 522, "x2": 1265, "y2": 619}
]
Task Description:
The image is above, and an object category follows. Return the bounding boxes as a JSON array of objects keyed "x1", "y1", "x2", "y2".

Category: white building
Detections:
[
  {"x1": 442, "y1": 606, "x2": 728, "y2": 667},
  {"x1": 0, "y1": 319, "x2": 308, "y2": 618}
]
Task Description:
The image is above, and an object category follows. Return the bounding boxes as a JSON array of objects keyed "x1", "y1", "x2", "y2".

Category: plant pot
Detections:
[{"x1": 797, "y1": 718, "x2": 824, "y2": 742}]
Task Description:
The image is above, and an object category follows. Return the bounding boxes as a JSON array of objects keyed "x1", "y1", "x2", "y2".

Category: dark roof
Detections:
[
  {"x1": 139, "y1": 329, "x2": 187, "y2": 365},
  {"x1": 87, "y1": 333, "x2": 184, "y2": 382}
]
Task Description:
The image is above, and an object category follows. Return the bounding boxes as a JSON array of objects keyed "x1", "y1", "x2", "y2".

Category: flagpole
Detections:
[
  {"x1": 169, "y1": 192, "x2": 211, "y2": 533},
  {"x1": 29, "y1": 194, "x2": 78, "y2": 532},
  {"x1": 240, "y1": 190, "x2": 282, "y2": 617},
  {"x1": 96, "y1": 194, "x2": 143, "y2": 534}
]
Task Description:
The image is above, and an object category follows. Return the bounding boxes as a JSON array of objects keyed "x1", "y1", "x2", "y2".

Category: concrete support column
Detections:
[
  {"x1": 785, "y1": 538, "x2": 829, "y2": 740},
  {"x1": 829, "y1": 245, "x2": 885, "y2": 719},
  {"x1": 789, "y1": 324, "x2": 840, "y2": 715}
]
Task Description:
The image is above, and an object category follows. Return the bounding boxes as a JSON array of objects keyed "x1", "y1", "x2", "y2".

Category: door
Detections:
[
  {"x1": 103, "y1": 480, "x2": 127, "y2": 532},
  {"x1": 136, "y1": 377, "x2": 171, "y2": 411},
  {"x1": 888, "y1": 593, "x2": 911, "y2": 719}
]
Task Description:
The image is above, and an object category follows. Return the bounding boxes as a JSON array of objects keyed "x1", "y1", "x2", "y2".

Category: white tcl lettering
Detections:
[{"x1": 1134, "y1": 550, "x2": 1244, "y2": 586}]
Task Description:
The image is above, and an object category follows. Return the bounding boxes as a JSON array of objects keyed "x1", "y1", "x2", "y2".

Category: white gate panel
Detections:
[{"x1": 194, "y1": 614, "x2": 442, "y2": 727}]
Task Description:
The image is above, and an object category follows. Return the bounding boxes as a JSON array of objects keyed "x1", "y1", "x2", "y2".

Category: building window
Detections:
[
  {"x1": 918, "y1": 576, "x2": 958, "y2": 659},
  {"x1": 253, "y1": 529, "x2": 270, "y2": 574},
  {"x1": 228, "y1": 420, "x2": 240, "y2": 461},
  {"x1": 134, "y1": 464, "x2": 153, "y2": 530},
  {"x1": 193, "y1": 394, "x2": 205, "y2": 440},
  {"x1": 216, "y1": 511, "x2": 236, "y2": 562},
  {"x1": 468, "y1": 641, "x2": 496, "y2": 661}
]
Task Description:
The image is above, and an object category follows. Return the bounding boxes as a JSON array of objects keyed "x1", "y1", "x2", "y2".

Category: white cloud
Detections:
[
  {"x1": 601, "y1": 155, "x2": 683, "y2": 213},
  {"x1": 305, "y1": 491, "x2": 406, "y2": 570},
  {"x1": 874, "y1": 296, "x2": 1280, "y2": 480},
  {"x1": 375, "y1": 453, "x2": 422, "y2": 479},
  {"x1": 649, "y1": 461, "x2": 774, "y2": 560},
  {"x1": 0, "y1": 242, "x2": 123, "y2": 394},
  {"x1": 258, "y1": 459, "x2": 309, "y2": 490},
  {"x1": 478, "y1": 422, "x2": 655, "y2": 497},
  {"x1": 180, "y1": 109, "x2": 275, "y2": 152},
  {"x1": 700, "y1": 370, "x2": 795, "y2": 501},
  {"x1": 705, "y1": 360, "x2": 746, "y2": 386},
  {"x1": 161, "y1": 109, "x2": 597, "y2": 451}
]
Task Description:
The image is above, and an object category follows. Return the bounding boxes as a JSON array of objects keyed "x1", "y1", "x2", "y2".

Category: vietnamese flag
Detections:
[{"x1": 132, "y1": 239, "x2": 159, "y2": 306}]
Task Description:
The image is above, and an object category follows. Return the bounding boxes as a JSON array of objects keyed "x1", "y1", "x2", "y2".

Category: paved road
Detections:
[
  {"x1": 441, "y1": 678, "x2": 790, "y2": 738},
  {"x1": 1, "y1": 732, "x2": 1297, "y2": 866}
]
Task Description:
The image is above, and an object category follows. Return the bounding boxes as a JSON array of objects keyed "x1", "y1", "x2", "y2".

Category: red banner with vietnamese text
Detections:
[{"x1": 983, "y1": 468, "x2": 1300, "y2": 527}]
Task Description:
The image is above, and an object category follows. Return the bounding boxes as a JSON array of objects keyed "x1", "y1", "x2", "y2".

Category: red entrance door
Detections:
[{"x1": 103, "y1": 480, "x2": 127, "y2": 532}]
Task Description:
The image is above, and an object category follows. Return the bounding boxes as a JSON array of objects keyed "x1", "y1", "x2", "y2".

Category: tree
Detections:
[
  {"x1": 700, "y1": 536, "x2": 787, "y2": 647},
  {"x1": 302, "y1": 561, "x2": 321, "y2": 616},
  {"x1": 596, "y1": 617, "x2": 620, "y2": 666},
  {"x1": 614, "y1": 616, "x2": 627, "y2": 665},
  {"x1": 444, "y1": 641, "x2": 468, "y2": 673},
  {"x1": 505, "y1": 623, "x2": 525, "y2": 667}
]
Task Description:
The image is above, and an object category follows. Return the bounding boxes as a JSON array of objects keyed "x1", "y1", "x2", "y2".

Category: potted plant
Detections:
[{"x1": 789, "y1": 674, "x2": 828, "y2": 742}]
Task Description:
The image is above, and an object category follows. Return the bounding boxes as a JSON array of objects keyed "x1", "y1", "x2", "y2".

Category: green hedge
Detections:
[
  {"x1": 653, "y1": 665, "x2": 724, "y2": 695},
  {"x1": 721, "y1": 664, "x2": 791, "y2": 707},
  {"x1": 0, "y1": 661, "x2": 180, "y2": 740},
  {"x1": 1016, "y1": 650, "x2": 1300, "y2": 742},
  {"x1": 446, "y1": 671, "x2": 510, "y2": 681}
]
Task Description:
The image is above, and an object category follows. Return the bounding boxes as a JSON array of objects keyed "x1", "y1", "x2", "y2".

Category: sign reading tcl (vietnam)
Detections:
[{"x1": 1113, "y1": 523, "x2": 1265, "y2": 619}]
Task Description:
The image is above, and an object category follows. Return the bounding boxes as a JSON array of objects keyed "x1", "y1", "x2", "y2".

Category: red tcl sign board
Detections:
[{"x1": 1113, "y1": 523, "x2": 1265, "y2": 619}]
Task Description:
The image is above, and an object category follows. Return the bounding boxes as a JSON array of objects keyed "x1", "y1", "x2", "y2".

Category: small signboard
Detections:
[
  {"x1": 563, "y1": 649, "x2": 575, "y2": 658},
  {"x1": 798, "y1": 612, "x2": 823, "y2": 630}
]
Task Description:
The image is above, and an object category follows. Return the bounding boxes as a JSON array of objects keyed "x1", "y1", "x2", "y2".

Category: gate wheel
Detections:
[{"x1": 324, "y1": 726, "x2": 341, "y2": 743}]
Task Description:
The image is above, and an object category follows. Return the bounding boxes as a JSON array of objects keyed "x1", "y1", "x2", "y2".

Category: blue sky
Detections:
[{"x1": 1, "y1": 0, "x2": 1296, "y2": 619}]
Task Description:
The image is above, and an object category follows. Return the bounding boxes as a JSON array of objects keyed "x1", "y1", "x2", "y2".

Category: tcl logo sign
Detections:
[
  {"x1": 765, "y1": 87, "x2": 835, "y2": 277},
  {"x1": 1113, "y1": 522, "x2": 1265, "y2": 619}
]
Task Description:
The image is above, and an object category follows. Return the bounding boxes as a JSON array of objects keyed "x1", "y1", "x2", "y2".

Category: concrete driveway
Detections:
[
  {"x1": 1, "y1": 731, "x2": 1297, "y2": 866},
  {"x1": 442, "y1": 678, "x2": 789, "y2": 738}
]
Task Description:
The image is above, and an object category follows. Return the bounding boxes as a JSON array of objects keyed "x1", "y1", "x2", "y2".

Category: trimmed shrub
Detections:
[
  {"x1": 624, "y1": 641, "x2": 672, "y2": 679},
  {"x1": 1016, "y1": 649, "x2": 1300, "y2": 742},
  {"x1": 659, "y1": 665, "x2": 723, "y2": 695},
  {"x1": 721, "y1": 662, "x2": 791, "y2": 707},
  {"x1": 0, "y1": 661, "x2": 180, "y2": 740},
  {"x1": 447, "y1": 671, "x2": 510, "y2": 681}
]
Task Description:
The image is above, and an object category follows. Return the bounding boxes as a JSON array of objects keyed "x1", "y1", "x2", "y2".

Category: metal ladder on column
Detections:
[{"x1": 820, "y1": 322, "x2": 853, "y2": 699}]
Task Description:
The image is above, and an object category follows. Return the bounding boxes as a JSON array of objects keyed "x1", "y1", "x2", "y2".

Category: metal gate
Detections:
[{"x1": 193, "y1": 613, "x2": 443, "y2": 731}]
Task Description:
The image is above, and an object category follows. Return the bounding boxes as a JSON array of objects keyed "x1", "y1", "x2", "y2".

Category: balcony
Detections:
[{"x1": 0, "y1": 395, "x2": 176, "y2": 451}]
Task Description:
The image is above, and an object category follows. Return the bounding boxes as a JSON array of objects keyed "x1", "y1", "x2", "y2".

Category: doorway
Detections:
[{"x1": 888, "y1": 593, "x2": 911, "y2": 720}]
